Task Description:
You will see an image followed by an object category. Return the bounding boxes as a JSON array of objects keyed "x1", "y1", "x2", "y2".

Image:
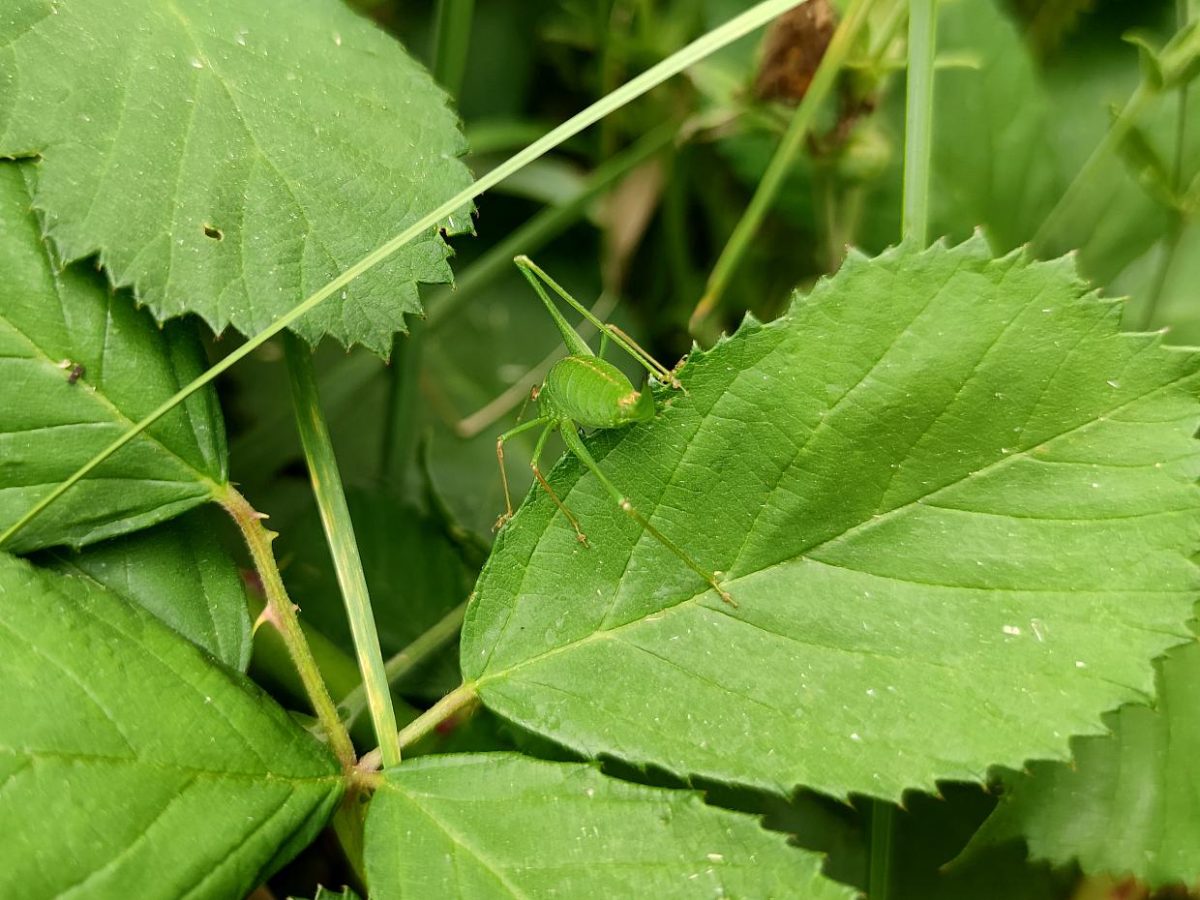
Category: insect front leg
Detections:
[
  {"x1": 494, "y1": 416, "x2": 549, "y2": 531},
  {"x1": 557, "y1": 422, "x2": 734, "y2": 606},
  {"x1": 530, "y1": 422, "x2": 589, "y2": 546},
  {"x1": 602, "y1": 323, "x2": 680, "y2": 389}
]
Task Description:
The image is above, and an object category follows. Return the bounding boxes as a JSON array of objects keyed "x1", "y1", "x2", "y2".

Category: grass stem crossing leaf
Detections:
[{"x1": 0, "y1": 0, "x2": 473, "y2": 353}]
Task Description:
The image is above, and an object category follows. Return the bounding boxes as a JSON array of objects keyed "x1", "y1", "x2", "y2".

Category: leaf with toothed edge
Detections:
[
  {"x1": 961, "y1": 628, "x2": 1200, "y2": 889},
  {"x1": 462, "y1": 235, "x2": 1200, "y2": 802},
  {"x1": 0, "y1": 161, "x2": 227, "y2": 553},
  {"x1": 0, "y1": 0, "x2": 473, "y2": 355},
  {"x1": 0, "y1": 552, "x2": 343, "y2": 899},
  {"x1": 363, "y1": 752, "x2": 854, "y2": 899},
  {"x1": 37, "y1": 506, "x2": 253, "y2": 671}
]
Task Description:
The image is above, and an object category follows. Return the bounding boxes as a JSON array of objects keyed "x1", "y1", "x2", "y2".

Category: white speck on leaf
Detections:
[{"x1": 1002, "y1": 625, "x2": 1021, "y2": 636}]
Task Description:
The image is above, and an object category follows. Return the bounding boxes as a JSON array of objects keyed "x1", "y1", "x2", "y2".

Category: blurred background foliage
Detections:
[{"x1": 206, "y1": 1, "x2": 1196, "y2": 896}]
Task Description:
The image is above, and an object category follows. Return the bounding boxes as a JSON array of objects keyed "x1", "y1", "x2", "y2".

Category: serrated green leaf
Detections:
[
  {"x1": 462, "y1": 238, "x2": 1200, "y2": 801},
  {"x1": 0, "y1": 161, "x2": 227, "y2": 553},
  {"x1": 0, "y1": 0, "x2": 472, "y2": 354},
  {"x1": 37, "y1": 506, "x2": 253, "y2": 670},
  {"x1": 0, "y1": 552, "x2": 343, "y2": 899},
  {"x1": 962, "y1": 633, "x2": 1200, "y2": 889},
  {"x1": 281, "y1": 489, "x2": 472, "y2": 697},
  {"x1": 364, "y1": 753, "x2": 852, "y2": 899}
]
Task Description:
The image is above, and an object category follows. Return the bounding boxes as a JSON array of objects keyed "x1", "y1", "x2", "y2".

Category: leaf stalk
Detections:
[
  {"x1": 217, "y1": 484, "x2": 357, "y2": 771},
  {"x1": 358, "y1": 681, "x2": 479, "y2": 772}
]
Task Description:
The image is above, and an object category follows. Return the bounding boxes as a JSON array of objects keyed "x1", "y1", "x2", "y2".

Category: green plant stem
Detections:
[
  {"x1": 427, "y1": 121, "x2": 678, "y2": 330},
  {"x1": 283, "y1": 333, "x2": 402, "y2": 769},
  {"x1": 339, "y1": 600, "x2": 469, "y2": 731},
  {"x1": 359, "y1": 681, "x2": 479, "y2": 772},
  {"x1": 691, "y1": 0, "x2": 874, "y2": 332},
  {"x1": 0, "y1": 0, "x2": 804, "y2": 550},
  {"x1": 431, "y1": 0, "x2": 475, "y2": 97},
  {"x1": 1140, "y1": 0, "x2": 1192, "y2": 330},
  {"x1": 380, "y1": 329, "x2": 424, "y2": 484},
  {"x1": 216, "y1": 484, "x2": 357, "y2": 771},
  {"x1": 379, "y1": 0, "x2": 479, "y2": 483},
  {"x1": 1033, "y1": 82, "x2": 1155, "y2": 252},
  {"x1": 901, "y1": 0, "x2": 937, "y2": 246}
]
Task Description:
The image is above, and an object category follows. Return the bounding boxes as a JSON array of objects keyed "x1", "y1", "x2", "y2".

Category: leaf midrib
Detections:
[
  {"x1": 0, "y1": 311, "x2": 222, "y2": 494},
  {"x1": 477, "y1": 366, "x2": 1199, "y2": 685}
]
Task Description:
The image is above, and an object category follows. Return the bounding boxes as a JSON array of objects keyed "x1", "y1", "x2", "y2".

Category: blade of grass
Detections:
[
  {"x1": 380, "y1": 0, "x2": 480, "y2": 483},
  {"x1": 339, "y1": 600, "x2": 469, "y2": 733},
  {"x1": 901, "y1": 0, "x2": 936, "y2": 246},
  {"x1": 231, "y1": 126, "x2": 677, "y2": 488},
  {"x1": 284, "y1": 332, "x2": 402, "y2": 768},
  {"x1": 427, "y1": 121, "x2": 678, "y2": 330},
  {"x1": 431, "y1": 0, "x2": 475, "y2": 97},
  {"x1": 0, "y1": 0, "x2": 801, "y2": 549},
  {"x1": 690, "y1": 0, "x2": 873, "y2": 334}
]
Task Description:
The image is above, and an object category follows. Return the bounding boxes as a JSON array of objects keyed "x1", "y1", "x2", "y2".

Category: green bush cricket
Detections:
[{"x1": 494, "y1": 256, "x2": 735, "y2": 606}]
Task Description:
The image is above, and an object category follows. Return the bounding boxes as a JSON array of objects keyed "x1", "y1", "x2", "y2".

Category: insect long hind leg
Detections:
[
  {"x1": 530, "y1": 423, "x2": 589, "y2": 546},
  {"x1": 603, "y1": 323, "x2": 679, "y2": 388},
  {"x1": 495, "y1": 416, "x2": 549, "y2": 529},
  {"x1": 557, "y1": 423, "x2": 734, "y2": 606},
  {"x1": 515, "y1": 255, "x2": 674, "y2": 383}
]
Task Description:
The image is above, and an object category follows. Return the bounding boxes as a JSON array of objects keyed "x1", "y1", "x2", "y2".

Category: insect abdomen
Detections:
[{"x1": 541, "y1": 356, "x2": 653, "y2": 429}]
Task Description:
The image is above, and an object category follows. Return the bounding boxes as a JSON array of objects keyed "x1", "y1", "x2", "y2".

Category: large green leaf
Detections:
[
  {"x1": 962, "y1": 633, "x2": 1200, "y2": 889},
  {"x1": 38, "y1": 506, "x2": 253, "y2": 670},
  {"x1": 0, "y1": 553, "x2": 343, "y2": 898},
  {"x1": 0, "y1": 0, "x2": 472, "y2": 354},
  {"x1": 364, "y1": 752, "x2": 852, "y2": 898},
  {"x1": 0, "y1": 161, "x2": 227, "y2": 553},
  {"x1": 462, "y1": 238, "x2": 1200, "y2": 801}
]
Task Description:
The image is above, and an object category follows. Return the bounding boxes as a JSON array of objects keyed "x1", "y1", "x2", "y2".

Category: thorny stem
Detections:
[
  {"x1": 358, "y1": 682, "x2": 479, "y2": 772},
  {"x1": 217, "y1": 484, "x2": 357, "y2": 771}
]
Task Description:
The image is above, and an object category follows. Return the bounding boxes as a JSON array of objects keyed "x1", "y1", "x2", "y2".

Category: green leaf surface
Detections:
[
  {"x1": 38, "y1": 506, "x2": 253, "y2": 670},
  {"x1": 0, "y1": 161, "x2": 227, "y2": 553},
  {"x1": 0, "y1": 552, "x2": 343, "y2": 899},
  {"x1": 963, "y1": 633, "x2": 1200, "y2": 889},
  {"x1": 364, "y1": 752, "x2": 852, "y2": 899},
  {"x1": 0, "y1": 0, "x2": 472, "y2": 354},
  {"x1": 463, "y1": 238, "x2": 1200, "y2": 801},
  {"x1": 926, "y1": 0, "x2": 1062, "y2": 250},
  {"x1": 281, "y1": 489, "x2": 472, "y2": 697}
]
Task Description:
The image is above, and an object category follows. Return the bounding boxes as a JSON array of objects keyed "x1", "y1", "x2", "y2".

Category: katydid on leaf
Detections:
[{"x1": 494, "y1": 256, "x2": 734, "y2": 606}]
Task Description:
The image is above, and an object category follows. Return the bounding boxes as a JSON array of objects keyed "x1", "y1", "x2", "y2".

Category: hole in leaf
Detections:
[{"x1": 203, "y1": 224, "x2": 223, "y2": 240}]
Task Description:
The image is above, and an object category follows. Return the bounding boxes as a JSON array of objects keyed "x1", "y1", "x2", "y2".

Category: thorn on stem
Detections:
[{"x1": 252, "y1": 600, "x2": 300, "y2": 635}]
